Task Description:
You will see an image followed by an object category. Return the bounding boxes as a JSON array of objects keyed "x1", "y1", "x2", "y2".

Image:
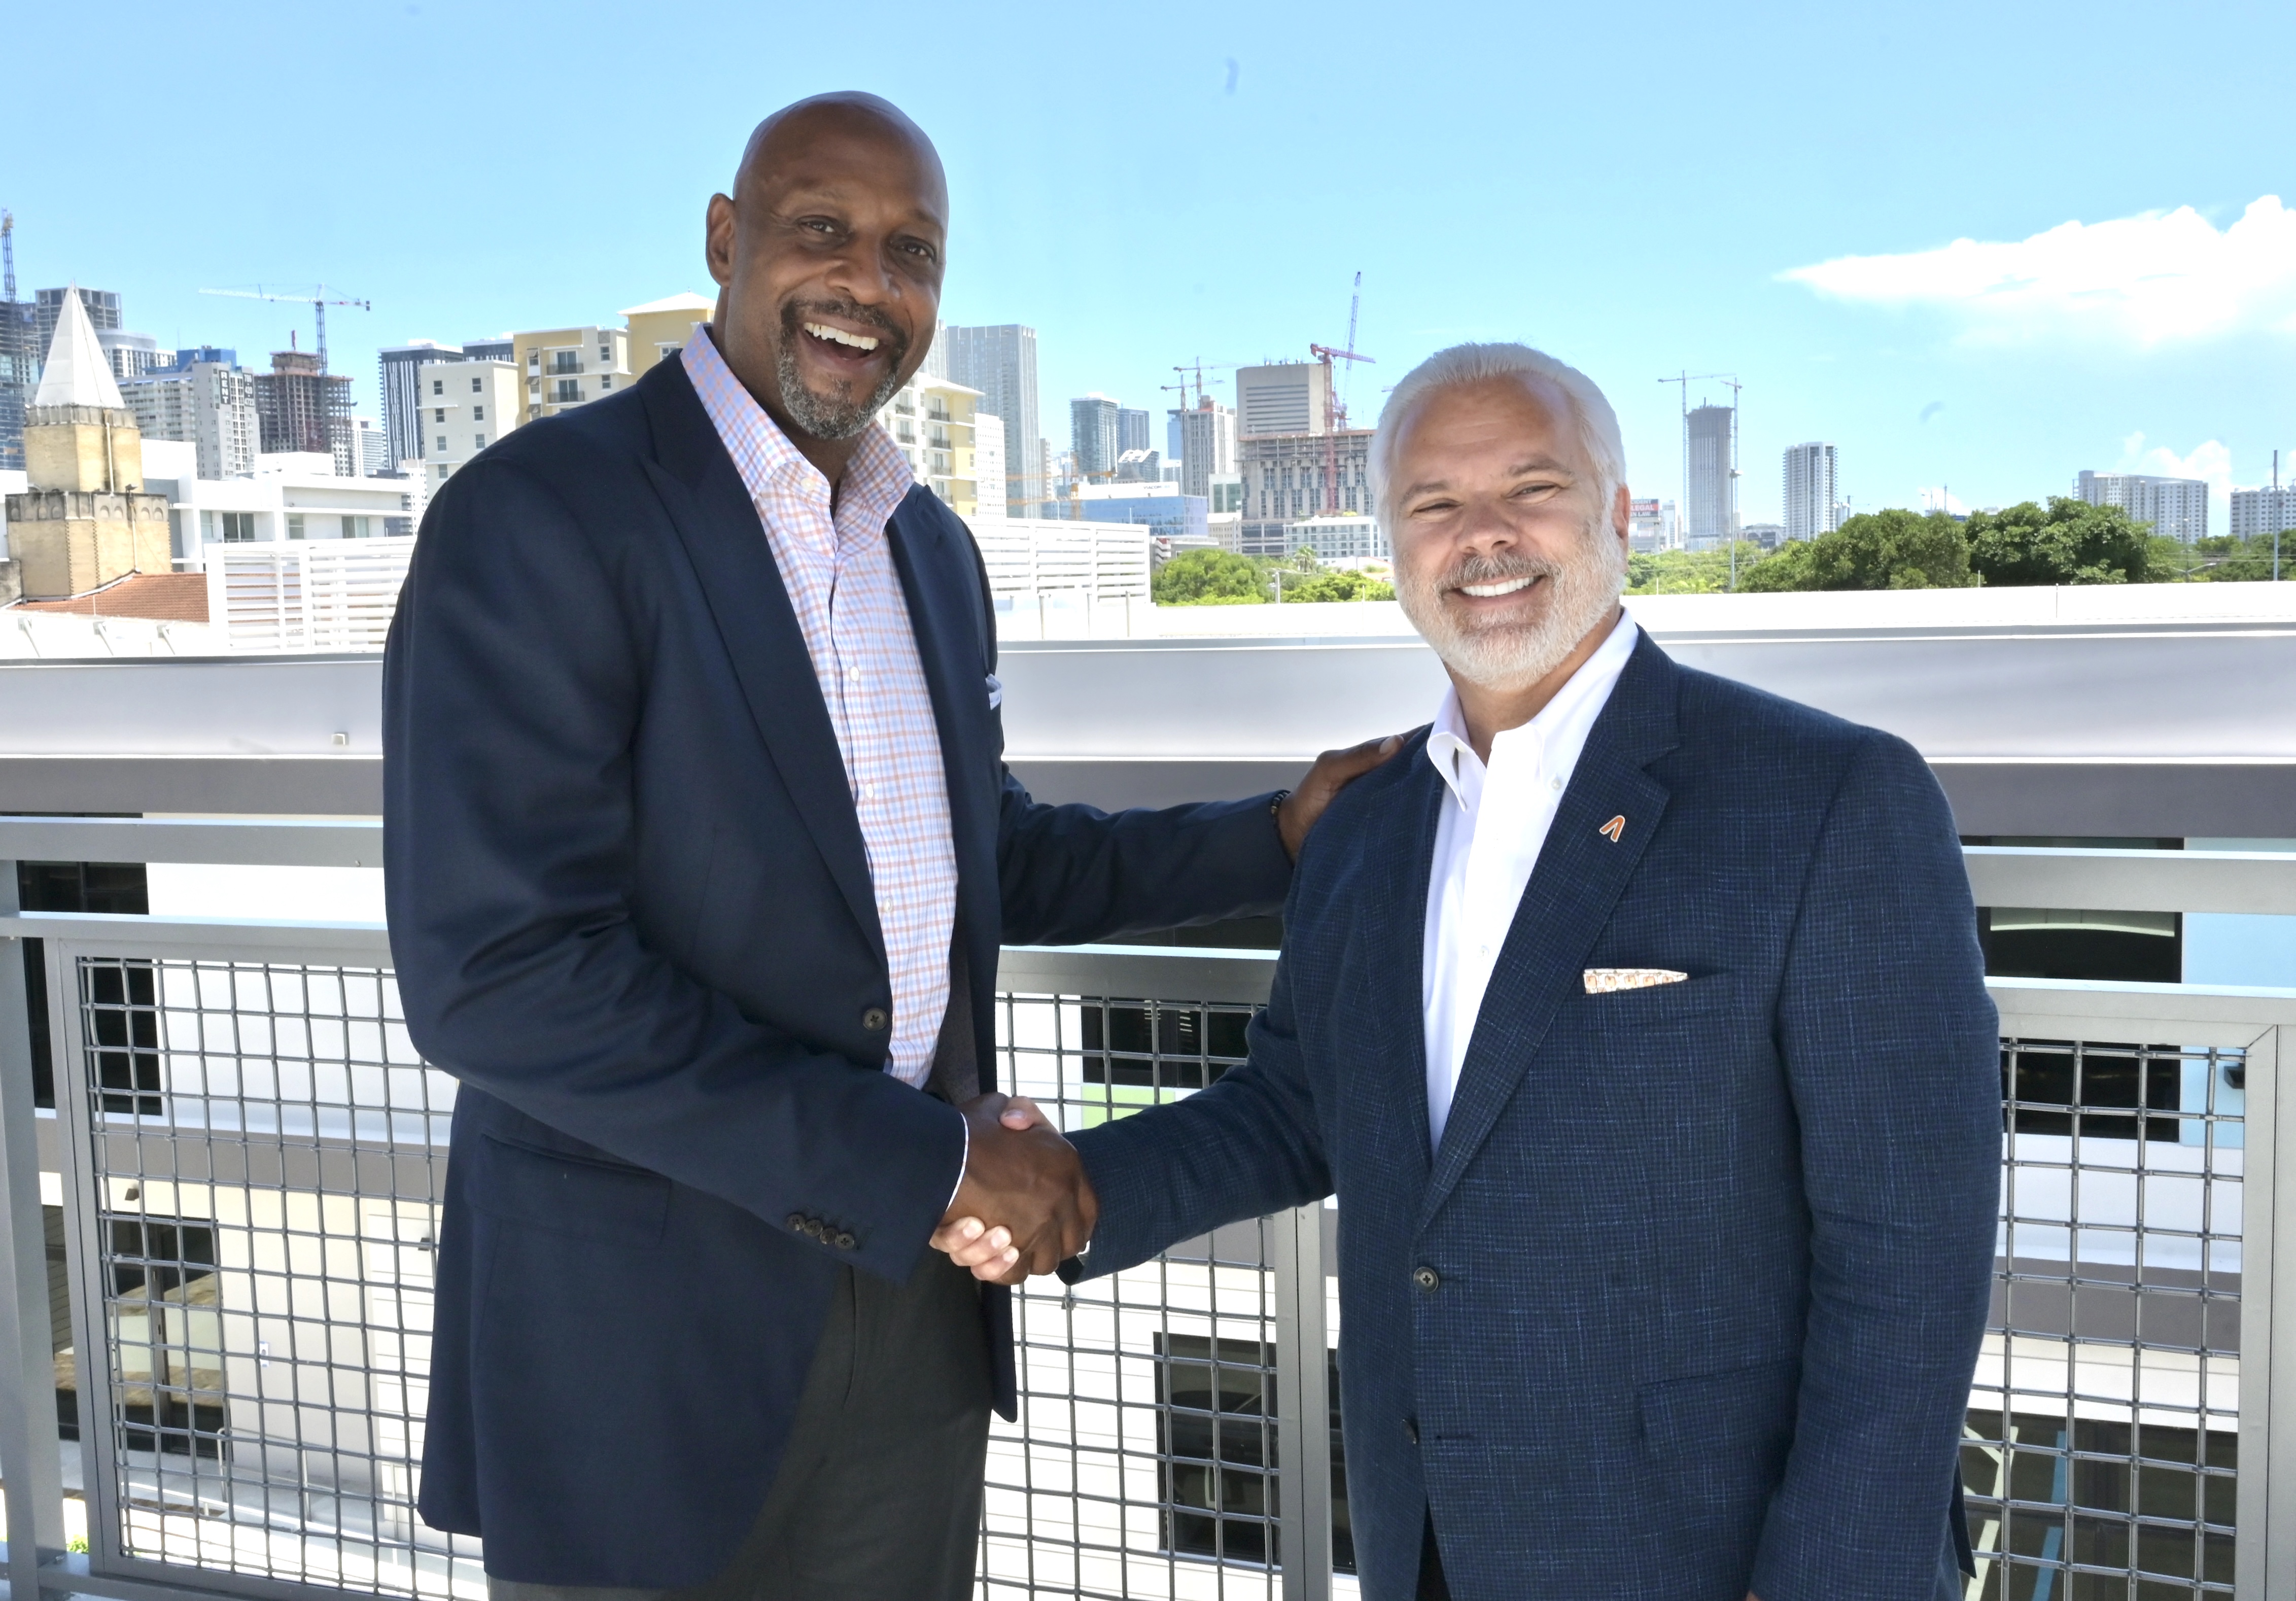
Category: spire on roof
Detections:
[{"x1": 32, "y1": 286, "x2": 126, "y2": 410}]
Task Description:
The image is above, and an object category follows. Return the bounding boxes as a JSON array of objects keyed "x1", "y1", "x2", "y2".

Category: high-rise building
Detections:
[
  {"x1": 971, "y1": 413, "x2": 1007, "y2": 518},
  {"x1": 380, "y1": 341, "x2": 464, "y2": 469},
  {"x1": 419, "y1": 359, "x2": 523, "y2": 486},
  {"x1": 2076, "y1": 470, "x2": 2208, "y2": 543},
  {"x1": 253, "y1": 350, "x2": 355, "y2": 466},
  {"x1": 1237, "y1": 429, "x2": 1372, "y2": 556},
  {"x1": 943, "y1": 324, "x2": 1041, "y2": 513},
  {"x1": 34, "y1": 287, "x2": 120, "y2": 352},
  {"x1": 1782, "y1": 441, "x2": 1839, "y2": 543},
  {"x1": 1234, "y1": 362, "x2": 1330, "y2": 439},
  {"x1": 1684, "y1": 404, "x2": 1735, "y2": 545},
  {"x1": 122, "y1": 355, "x2": 260, "y2": 479},
  {"x1": 1117, "y1": 406, "x2": 1150, "y2": 457},
  {"x1": 512, "y1": 325, "x2": 632, "y2": 422},
  {"x1": 96, "y1": 329, "x2": 160, "y2": 381},
  {"x1": 1071, "y1": 394, "x2": 1120, "y2": 478},
  {"x1": 0, "y1": 297, "x2": 39, "y2": 473},
  {"x1": 2231, "y1": 485, "x2": 2296, "y2": 541},
  {"x1": 1172, "y1": 398, "x2": 1237, "y2": 500}
]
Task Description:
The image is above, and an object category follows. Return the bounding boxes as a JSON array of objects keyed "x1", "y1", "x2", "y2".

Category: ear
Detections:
[
  {"x1": 705, "y1": 193, "x2": 738, "y2": 289},
  {"x1": 1610, "y1": 482, "x2": 1632, "y2": 547}
]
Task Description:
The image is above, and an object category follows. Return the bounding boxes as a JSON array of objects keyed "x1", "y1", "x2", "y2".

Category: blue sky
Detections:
[{"x1": 12, "y1": 0, "x2": 2294, "y2": 525}]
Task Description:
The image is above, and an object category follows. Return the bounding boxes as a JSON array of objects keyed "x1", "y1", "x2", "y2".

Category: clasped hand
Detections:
[{"x1": 936, "y1": 1096, "x2": 1088, "y2": 1284}]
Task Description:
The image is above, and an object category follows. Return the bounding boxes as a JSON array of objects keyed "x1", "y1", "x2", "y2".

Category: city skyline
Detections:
[{"x1": 9, "y1": 0, "x2": 2291, "y2": 529}]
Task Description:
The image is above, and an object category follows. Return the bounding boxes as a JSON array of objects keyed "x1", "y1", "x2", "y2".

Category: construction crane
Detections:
[
  {"x1": 1657, "y1": 369, "x2": 1745, "y2": 588},
  {"x1": 1302, "y1": 273, "x2": 1375, "y2": 514},
  {"x1": 1337, "y1": 271, "x2": 1365, "y2": 423},
  {"x1": 197, "y1": 284, "x2": 370, "y2": 372}
]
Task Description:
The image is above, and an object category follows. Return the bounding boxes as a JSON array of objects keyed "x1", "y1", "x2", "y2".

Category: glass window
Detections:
[
  {"x1": 434, "y1": 408, "x2": 444, "y2": 422},
  {"x1": 431, "y1": 379, "x2": 442, "y2": 395},
  {"x1": 474, "y1": 434, "x2": 486, "y2": 449},
  {"x1": 600, "y1": 375, "x2": 612, "y2": 391},
  {"x1": 470, "y1": 376, "x2": 482, "y2": 393},
  {"x1": 286, "y1": 514, "x2": 305, "y2": 540},
  {"x1": 472, "y1": 406, "x2": 484, "y2": 422},
  {"x1": 436, "y1": 435, "x2": 447, "y2": 451}
]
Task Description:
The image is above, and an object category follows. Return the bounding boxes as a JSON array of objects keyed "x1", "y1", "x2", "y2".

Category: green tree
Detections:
[
  {"x1": 1280, "y1": 567, "x2": 1396, "y2": 602},
  {"x1": 1965, "y1": 497, "x2": 2155, "y2": 586},
  {"x1": 1740, "y1": 508, "x2": 1975, "y2": 591},
  {"x1": 1153, "y1": 548, "x2": 1265, "y2": 605}
]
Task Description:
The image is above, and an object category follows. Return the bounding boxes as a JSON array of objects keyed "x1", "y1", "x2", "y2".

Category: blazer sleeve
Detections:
[
  {"x1": 382, "y1": 459, "x2": 964, "y2": 1283},
  {"x1": 995, "y1": 771, "x2": 1296, "y2": 946},
  {"x1": 1063, "y1": 936, "x2": 1333, "y2": 1278},
  {"x1": 1748, "y1": 731, "x2": 2000, "y2": 1601}
]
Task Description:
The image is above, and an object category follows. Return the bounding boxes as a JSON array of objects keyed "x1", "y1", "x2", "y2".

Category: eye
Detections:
[{"x1": 897, "y1": 238, "x2": 940, "y2": 264}]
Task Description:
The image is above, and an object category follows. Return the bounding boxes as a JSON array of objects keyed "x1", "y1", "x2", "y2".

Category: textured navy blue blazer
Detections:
[
  {"x1": 1071, "y1": 633, "x2": 2000, "y2": 1601},
  {"x1": 381, "y1": 356, "x2": 1295, "y2": 1585}
]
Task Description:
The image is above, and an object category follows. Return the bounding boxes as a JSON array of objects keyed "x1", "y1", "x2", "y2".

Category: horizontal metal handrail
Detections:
[
  {"x1": 8, "y1": 818, "x2": 2296, "y2": 916},
  {"x1": 8, "y1": 915, "x2": 2295, "y2": 1038},
  {"x1": 0, "y1": 818, "x2": 382, "y2": 868}
]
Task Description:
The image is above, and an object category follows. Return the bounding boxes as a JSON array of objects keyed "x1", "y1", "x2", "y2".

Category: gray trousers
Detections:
[{"x1": 491, "y1": 1250, "x2": 993, "y2": 1601}]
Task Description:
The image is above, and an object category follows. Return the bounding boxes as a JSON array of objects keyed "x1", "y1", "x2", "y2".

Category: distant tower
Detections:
[
  {"x1": 1782, "y1": 442, "x2": 1839, "y2": 542},
  {"x1": 1684, "y1": 405, "x2": 1735, "y2": 543},
  {"x1": 1070, "y1": 394, "x2": 1119, "y2": 478},
  {"x1": 3, "y1": 288, "x2": 173, "y2": 597}
]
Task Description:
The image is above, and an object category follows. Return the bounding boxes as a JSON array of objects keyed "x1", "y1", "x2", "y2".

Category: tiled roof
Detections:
[{"x1": 12, "y1": 572, "x2": 210, "y2": 622}]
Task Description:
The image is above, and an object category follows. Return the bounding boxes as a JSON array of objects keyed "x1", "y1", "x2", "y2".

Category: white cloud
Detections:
[
  {"x1": 1782, "y1": 196, "x2": 2296, "y2": 345},
  {"x1": 2118, "y1": 431, "x2": 2232, "y2": 496}
]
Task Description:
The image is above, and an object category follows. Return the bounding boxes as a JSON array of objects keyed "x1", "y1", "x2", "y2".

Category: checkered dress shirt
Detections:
[{"x1": 683, "y1": 328, "x2": 956, "y2": 1089}]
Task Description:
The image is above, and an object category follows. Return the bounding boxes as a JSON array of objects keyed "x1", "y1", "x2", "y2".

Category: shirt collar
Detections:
[
  {"x1": 681, "y1": 323, "x2": 915, "y2": 537},
  {"x1": 1423, "y1": 608, "x2": 1641, "y2": 811}
]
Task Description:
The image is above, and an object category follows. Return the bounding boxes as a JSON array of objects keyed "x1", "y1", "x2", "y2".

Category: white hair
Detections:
[{"x1": 1369, "y1": 342, "x2": 1626, "y2": 528}]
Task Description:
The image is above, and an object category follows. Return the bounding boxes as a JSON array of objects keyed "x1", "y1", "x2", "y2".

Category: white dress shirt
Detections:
[{"x1": 1421, "y1": 610, "x2": 1640, "y2": 1148}]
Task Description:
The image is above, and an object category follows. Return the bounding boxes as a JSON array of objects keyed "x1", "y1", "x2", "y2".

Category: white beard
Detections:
[{"x1": 1396, "y1": 514, "x2": 1627, "y2": 694}]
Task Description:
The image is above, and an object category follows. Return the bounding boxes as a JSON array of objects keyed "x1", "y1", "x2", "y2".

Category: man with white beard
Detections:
[{"x1": 938, "y1": 344, "x2": 1999, "y2": 1601}]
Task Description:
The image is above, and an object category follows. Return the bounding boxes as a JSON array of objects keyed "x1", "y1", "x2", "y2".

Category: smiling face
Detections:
[
  {"x1": 706, "y1": 96, "x2": 947, "y2": 452},
  {"x1": 1388, "y1": 375, "x2": 1630, "y2": 696}
]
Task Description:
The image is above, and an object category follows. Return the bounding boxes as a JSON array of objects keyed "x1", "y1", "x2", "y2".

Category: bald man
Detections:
[{"x1": 384, "y1": 93, "x2": 1387, "y2": 1601}]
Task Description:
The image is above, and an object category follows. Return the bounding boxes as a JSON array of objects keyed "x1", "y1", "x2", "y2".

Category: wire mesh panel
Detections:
[
  {"x1": 1964, "y1": 1038, "x2": 2247, "y2": 1600},
  {"x1": 983, "y1": 986, "x2": 1345, "y2": 1600},
  {"x1": 60, "y1": 952, "x2": 481, "y2": 1599}
]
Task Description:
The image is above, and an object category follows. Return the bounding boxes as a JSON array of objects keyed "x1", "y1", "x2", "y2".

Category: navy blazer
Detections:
[
  {"x1": 381, "y1": 356, "x2": 1295, "y2": 1585},
  {"x1": 1070, "y1": 634, "x2": 2000, "y2": 1601}
]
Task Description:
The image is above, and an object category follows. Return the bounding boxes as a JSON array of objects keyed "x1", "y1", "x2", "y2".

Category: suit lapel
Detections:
[
  {"x1": 884, "y1": 493, "x2": 1003, "y2": 1032},
  {"x1": 1362, "y1": 754, "x2": 1445, "y2": 1178},
  {"x1": 636, "y1": 361, "x2": 883, "y2": 960},
  {"x1": 1417, "y1": 635, "x2": 1683, "y2": 1228}
]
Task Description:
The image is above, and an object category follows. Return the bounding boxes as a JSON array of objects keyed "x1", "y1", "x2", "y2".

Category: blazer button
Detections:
[
  {"x1": 862, "y1": 1007, "x2": 890, "y2": 1032},
  {"x1": 805, "y1": 1219, "x2": 825, "y2": 1240},
  {"x1": 1403, "y1": 1416, "x2": 1420, "y2": 1445},
  {"x1": 1413, "y1": 1266, "x2": 1441, "y2": 1292},
  {"x1": 834, "y1": 1231, "x2": 857, "y2": 1250},
  {"x1": 787, "y1": 1214, "x2": 807, "y2": 1235}
]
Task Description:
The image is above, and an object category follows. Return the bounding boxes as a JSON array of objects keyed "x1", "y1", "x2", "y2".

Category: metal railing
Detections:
[{"x1": 3, "y1": 825, "x2": 2296, "y2": 1600}]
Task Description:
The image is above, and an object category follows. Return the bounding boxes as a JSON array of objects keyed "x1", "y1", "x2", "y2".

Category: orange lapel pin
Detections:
[{"x1": 1598, "y1": 815, "x2": 1626, "y2": 843}]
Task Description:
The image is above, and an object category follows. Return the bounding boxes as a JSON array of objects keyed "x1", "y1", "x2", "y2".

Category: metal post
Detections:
[
  {"x1": 2243, "y1": 1024, "x2": 2296, "y2": 1600},
  {"x1": 1271, "y1": 1202, "x2": 1332, "y2": 1601},
  {"x1": 0, "y1": 867, "x2": 67, "y2": 1595}
]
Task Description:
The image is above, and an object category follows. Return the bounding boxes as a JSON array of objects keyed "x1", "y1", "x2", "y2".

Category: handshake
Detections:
[{"x1": 932, "y1": 1095, "x2": 1087, "y2": 1285}]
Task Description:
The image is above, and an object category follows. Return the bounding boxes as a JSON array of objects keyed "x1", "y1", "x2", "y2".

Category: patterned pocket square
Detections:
[{"x1": 1584, "y1": 967, "x2": 1689, "y2": 993}]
